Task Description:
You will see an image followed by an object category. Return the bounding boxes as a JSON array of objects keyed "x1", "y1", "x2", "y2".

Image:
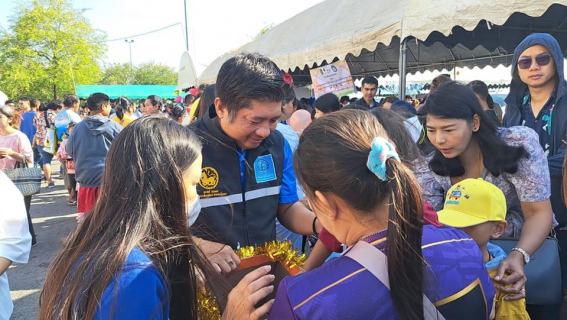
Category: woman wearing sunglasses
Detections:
[{"x1": 502, "y1": 33, "x2": 567, "y2": 319}]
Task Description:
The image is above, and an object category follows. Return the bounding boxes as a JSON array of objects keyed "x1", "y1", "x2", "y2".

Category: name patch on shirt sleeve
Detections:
[{"x1": 254, "y1": 154, "x2": 277, "y2": 183}]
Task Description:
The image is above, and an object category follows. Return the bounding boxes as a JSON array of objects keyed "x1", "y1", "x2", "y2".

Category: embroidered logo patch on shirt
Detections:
[
  {"x1": 254, "y1": 154, "x2": 277, "y2": 183},
  {"x1": 199, "y1": 166, "x2": 219, "y2": 190}
]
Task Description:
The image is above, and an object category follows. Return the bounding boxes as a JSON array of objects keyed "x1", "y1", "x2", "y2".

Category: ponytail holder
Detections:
[{"x1": 367, "y1": 137, "x2": 400, "y2": 181}]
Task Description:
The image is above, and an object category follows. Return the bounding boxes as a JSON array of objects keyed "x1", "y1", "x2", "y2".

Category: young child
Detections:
[
  {"x1": 437, "y1": 178, "x2": 530, "y2": 320},
  {"x1": 56, "y1": 122, "x2": 77, "y2": 205}
]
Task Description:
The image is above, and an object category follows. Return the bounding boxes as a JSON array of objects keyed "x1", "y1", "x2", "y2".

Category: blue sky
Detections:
[{"x1": 0, "y1": 0, "x2": 324, "y2": 75}]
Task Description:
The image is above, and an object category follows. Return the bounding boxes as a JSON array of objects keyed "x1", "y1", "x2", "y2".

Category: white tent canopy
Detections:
[
  {"x1": 198, "y1": 0, "x2": 565, "y2": 87},
  {"x1": 176, "y1": 51, "x2": 197, "y2": 91}
]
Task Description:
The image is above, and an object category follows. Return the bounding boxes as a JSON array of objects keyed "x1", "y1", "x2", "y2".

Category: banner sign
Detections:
[{"x1": 309, "y1": 60, "x2": 355, "y2": 98}]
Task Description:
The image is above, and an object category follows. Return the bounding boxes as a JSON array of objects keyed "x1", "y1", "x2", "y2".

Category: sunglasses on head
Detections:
[{"x1": 518, "y1": 54, "x2": 552, "y2": 70}]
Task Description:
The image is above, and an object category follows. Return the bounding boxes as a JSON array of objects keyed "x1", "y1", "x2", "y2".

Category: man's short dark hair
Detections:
[
  {"x1": 87, "y1": 93, "x2": 110, "y2": 111},
  {"x1": 18, "y1": 97, "x2": 30, "y2": 102},
  {"x1": 342, "y1": 104, "x2": 371, "y2": 112},
  {"x1": 361, "y1": 76, "x2": 378, "y2": 87},
  {"x1": 383, "y1": 96, "x2": 398, "y2": 104},
  {"x1": 64, "y1": 94, "x2": 79, "y2": 107},
  {"x1": 215, "y1": 52, "x2": 285, "y2": 121},
  {"x1": 5, "y1": 99, "x2": 14, "y2": 105},
  {"x1": 340, "y1": 96, "x2": 350, "y2": 104},
  {"x1": 405, "y1": 95, "x2": 413, "y2": 100},
  {"x1": 47, "y1": 99, "x2": 64, "y2": 111},
  {"x1": 391, "y1": 100, "x2": 417, "y2": 118},
  {"x1": 31, "y1": 99, "x2": 40, "y2": 109}
]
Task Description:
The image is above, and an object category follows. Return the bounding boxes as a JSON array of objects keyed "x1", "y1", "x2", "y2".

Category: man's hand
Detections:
[
  {"x1": 199, "y1": 239, "x2": 241, "y2": 274},
  {"x1": 222, "y1": 265, "x2": 275, "y2": 320}
]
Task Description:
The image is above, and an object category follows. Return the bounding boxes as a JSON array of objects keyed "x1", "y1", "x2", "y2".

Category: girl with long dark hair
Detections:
[
  {"x1": 39, "y1": 117, "x2": 276, "y2": 319},
  {"x1": 270, "y1": 110, "x2": 494, "y2": 319},
  {"x1": 417, "y1": 81, "x2": 553, "y2": 301}
]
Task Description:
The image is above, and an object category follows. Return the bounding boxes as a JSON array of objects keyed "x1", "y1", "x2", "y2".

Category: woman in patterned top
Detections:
[{"x1": 416, "y1": 81, "x2": 553, "y2": 304}]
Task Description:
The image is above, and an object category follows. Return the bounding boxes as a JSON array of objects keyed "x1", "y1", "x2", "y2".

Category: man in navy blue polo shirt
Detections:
[
  {"x1": 190, "y1": 53, "x2": 321, "y2": 274},
  {"x1": 353, "y1": 76, "x2": 379, "y2": 109}
]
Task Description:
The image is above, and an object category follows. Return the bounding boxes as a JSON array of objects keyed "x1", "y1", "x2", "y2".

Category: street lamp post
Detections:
[
  {"x1": 124, "y1": 39, "x2": 134, "y2": 84},
  {"x1": 125, "y1": 39, "x2": 134, "y2": 68}
]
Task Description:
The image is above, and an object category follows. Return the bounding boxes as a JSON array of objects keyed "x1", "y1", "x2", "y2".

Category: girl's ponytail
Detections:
[
  {"x1": 116, "y1": 96, "x2": 128, "y2": 121},
  {"x1": 385, "y1": 159, "x2": 425, "y2": 320}
]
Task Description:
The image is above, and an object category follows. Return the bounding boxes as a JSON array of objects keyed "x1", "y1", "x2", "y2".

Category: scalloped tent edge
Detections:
[{"x1": 197, "y1": 0, "x2": 566, "y2": 97}]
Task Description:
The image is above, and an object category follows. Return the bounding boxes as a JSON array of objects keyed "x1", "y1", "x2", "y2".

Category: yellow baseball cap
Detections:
[{"x1": 437, "y1": 178, "x2": 506, "y2": 228}]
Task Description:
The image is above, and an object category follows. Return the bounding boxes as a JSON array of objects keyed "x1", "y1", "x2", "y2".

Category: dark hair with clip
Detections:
[{"x1": 295, "y1": 109, "x2": 424, "y2": 320}]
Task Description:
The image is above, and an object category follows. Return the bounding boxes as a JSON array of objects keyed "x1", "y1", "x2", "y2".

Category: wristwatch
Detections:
[{"x1": 511, "y1": 247, "x2": 530, "y2": 265}]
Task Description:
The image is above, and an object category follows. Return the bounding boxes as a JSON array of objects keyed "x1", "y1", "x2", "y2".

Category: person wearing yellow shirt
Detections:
[{"x1": 111, "y1": 96, "x2": 138, "y2": 128}]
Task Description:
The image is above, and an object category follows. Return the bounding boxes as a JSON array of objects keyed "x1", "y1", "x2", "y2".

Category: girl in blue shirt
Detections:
[{"x1": 39, "y1": 117, "x2": 275, "y2": 319}]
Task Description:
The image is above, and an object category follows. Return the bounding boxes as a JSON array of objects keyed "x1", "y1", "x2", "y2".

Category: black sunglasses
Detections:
[{"x1": 518, "y1": 54, "x2": 552, "y2": 70}]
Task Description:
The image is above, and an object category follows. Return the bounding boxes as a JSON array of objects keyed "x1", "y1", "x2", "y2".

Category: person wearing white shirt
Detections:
[{"x1": 0, "y1": 171, "x2": 32, "y2": 320}]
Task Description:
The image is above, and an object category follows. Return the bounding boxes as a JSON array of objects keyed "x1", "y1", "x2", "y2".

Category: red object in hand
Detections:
[
  {"x1": 318, "y1": 200, "x2": 442, "y2": 253},
  {"x1": 319, "y1": 228, "x2": 342, "y2": 253}
]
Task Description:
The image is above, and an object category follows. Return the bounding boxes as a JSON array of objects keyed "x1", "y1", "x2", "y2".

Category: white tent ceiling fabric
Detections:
[
  {"x1": 198, "y1": 0, "x2": 565, "y2": 85},
  {"x1": 177, "y1": 51, "x2": 198, "y2": 91}
]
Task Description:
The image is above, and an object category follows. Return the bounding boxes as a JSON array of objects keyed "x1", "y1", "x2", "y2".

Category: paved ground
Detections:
[{"x1": 9, "y1": 164, "x2": 77, "y2": 320}]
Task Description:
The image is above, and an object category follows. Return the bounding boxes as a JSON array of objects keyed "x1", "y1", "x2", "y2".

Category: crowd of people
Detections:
[{"x1": 1, "y1": 32, "x2": 566, "y2": 319}]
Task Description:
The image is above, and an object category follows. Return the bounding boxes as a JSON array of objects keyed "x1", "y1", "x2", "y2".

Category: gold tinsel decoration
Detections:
[{"x1": 197, "y1": 240, "x2": 306, "y2": 319}]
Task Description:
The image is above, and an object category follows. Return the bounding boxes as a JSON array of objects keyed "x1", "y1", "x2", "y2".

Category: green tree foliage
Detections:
[
  {"x1": 99, "y1": 61, "x2": 178, "y2": 85},
  {"x1": 99, "y1": 63, "x2": 131, "y2": 85},
  {"x1": 133, "y1": 62, "x2": 177, "y2": 85},
  {"x1": 0, "y1": 0, "x2": 106, "y2": 100}
]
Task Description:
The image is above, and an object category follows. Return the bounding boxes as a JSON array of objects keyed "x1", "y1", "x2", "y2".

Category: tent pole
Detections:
[
  {"x1": 398, "y1": 38, "x2": 407, "y2": 99},
  {"x1": 184, "y1": 0, "x2": 189, "y2": 51}
]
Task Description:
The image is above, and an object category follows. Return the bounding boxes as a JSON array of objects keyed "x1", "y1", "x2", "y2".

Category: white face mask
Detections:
[{"x1": 187, "y1": 195, "x2": 201, "y2": 226}]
